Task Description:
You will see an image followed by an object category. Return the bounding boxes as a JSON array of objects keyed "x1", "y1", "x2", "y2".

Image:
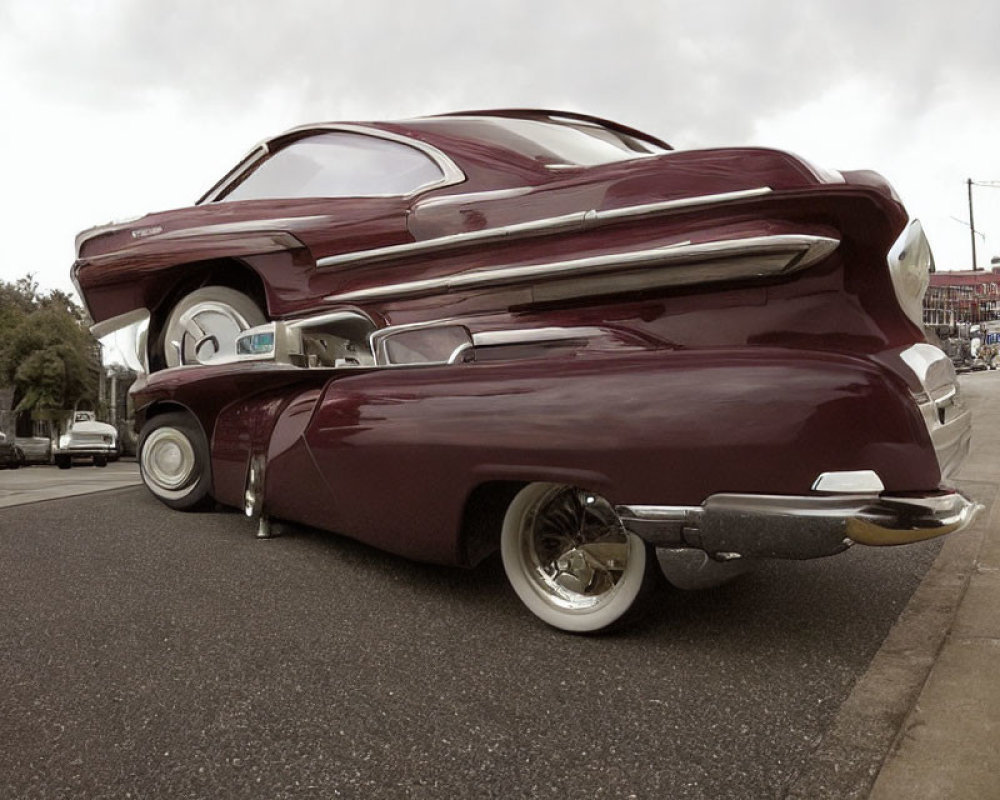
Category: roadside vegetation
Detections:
[{"x1": 0, "y1": 275, "x2": 100, "y2": 430}]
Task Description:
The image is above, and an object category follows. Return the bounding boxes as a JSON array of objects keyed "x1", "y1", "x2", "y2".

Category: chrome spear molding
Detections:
[
  {"x1": 316, "y1": 187, "x2": 774, "y2": 271},
  {"x1": 324, "y1": 233, "x2": 840, "y2": 305}
]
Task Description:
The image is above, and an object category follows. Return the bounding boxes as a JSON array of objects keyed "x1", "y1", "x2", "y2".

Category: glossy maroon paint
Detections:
[
  {"x1": 73, "y1": 112, "x2": 909, "y2": 357},
  {"x1": 114, "y1": 110, "x2": 943, "y2": 568},
  {"x1": 131, "y1": 341, "x2": 940, "y2": 567}
]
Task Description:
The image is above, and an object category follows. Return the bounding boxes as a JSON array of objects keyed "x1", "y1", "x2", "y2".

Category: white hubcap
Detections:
[
  {"x1": 171, "y1": 302, "x2": 254, "y2": 365},
  {"x1": 141, "y1": 427, "x2": 196, "y2": 493}
]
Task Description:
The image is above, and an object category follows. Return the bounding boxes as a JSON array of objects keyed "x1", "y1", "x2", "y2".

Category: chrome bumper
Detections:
[
  {"x1": 55, "y1": 444, "x2": 117, "y2": 456},
  {"x1": 617, "y1": 490, "x2": 981, "y2": 561},
  {"x1": 900, "y1": 343, "x2": 973, "y2": 480}
]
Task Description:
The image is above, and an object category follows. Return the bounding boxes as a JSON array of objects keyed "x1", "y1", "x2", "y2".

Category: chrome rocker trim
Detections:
[{"x1": 616, "y1": 490, "x2": 981, "y2": 561}]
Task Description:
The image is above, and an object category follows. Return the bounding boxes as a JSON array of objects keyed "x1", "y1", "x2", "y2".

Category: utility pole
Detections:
[{"x1": 969, "y1": 178, "x2": 979, "y2": 271}]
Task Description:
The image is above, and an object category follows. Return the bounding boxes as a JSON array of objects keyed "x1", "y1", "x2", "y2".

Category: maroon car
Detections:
[{"x1": 76, "y1": 110, "x2": 978, "y2": 632}]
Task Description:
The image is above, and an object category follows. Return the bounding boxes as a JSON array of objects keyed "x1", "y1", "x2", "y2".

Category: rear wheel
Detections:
[
  {"x1": 501, "y1": 483, "x2": 657, "y2": 633},
  {"x1": 137, "y1": 412, "x2": 212, "y2": 510},
  {"x1": 162, "y1": 287, "x2": 265, "y2": 368},
  {"x1": 55, "y1": 454, "x2": 71, "y2": 470}
]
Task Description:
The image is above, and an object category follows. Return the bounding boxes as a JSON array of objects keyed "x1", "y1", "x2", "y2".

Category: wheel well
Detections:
[
  {"x1": 136, "y1": 400, "x2": 198, "y2": 437},
  {"x1": 458, "y1": 482, "x2": 526, "y2": 567},
  {"x1": 147, "y1": 258, "x2": 268, "y2": 371}
]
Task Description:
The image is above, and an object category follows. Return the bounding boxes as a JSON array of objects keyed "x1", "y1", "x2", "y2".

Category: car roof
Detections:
[
  {"x1": 197, "y1": 110, "x2": 674, "y2": 204},
  {"x1": 268, "y1": 109, "x2": 672, "y2": 162},
  {"x1": 417, "y1": 109, "x2": 671, "y2": 150}
]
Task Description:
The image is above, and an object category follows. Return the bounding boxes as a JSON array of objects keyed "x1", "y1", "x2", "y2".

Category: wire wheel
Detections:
[{"x1": 501, "y1": 483, "x2": 654, "y2": 633}]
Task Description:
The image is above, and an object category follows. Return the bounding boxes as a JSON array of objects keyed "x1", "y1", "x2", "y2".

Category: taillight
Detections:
[{"x1": 888, "y1": 219, "x2": 935, "y2": 328}]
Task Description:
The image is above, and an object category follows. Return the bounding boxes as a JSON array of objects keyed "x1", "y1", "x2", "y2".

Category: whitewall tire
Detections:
[
  {"x1": 138, "y1": 412, "x2": 213, "y2": 511},
  {"x1": 501, "y1": 483, "x2": 655, "y2": 633}
]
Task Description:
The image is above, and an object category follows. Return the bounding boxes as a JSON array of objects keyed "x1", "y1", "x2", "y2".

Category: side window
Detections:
[{"x1": 222, "y1": 132, "x2": 446, "y2": 201}]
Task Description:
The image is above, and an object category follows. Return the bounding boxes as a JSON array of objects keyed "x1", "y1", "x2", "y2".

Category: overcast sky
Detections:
[{"x1": 2, "y1": 0, "x2": 999, "y2": 300}]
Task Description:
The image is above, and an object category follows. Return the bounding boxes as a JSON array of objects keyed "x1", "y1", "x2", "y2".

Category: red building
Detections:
[{"x1": 924, "y1": 267, "x2": 1000, "y2": 328}]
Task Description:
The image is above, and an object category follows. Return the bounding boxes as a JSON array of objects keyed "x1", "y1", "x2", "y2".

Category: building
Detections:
[{"x1": 923, "y1": 267, "x2": 1000, "y2": 329}]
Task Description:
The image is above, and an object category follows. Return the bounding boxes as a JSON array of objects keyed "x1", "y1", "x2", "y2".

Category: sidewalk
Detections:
[
  {"x1": 0, "y1": 461, "x2": 141, "y2": 508},
  {"x1": 869, "y1": 372, "x2": 1000, "y2": 799}
]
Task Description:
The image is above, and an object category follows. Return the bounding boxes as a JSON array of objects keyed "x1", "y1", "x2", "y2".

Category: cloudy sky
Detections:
[{"x1": 2, "y1": 0, "x2": 999, "y2": 300}]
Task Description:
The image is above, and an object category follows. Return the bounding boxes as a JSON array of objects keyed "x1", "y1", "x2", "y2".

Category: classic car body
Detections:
[
  {"x1": 74, "y1": 109, "x2": 913, "y2": 373},
  {"x1": 79, "y1": 110, "x2": 978, "y2": 631},
  {"x1": 54, "y1": 411, "x2": 118, "y2": 468},
  {"x1": 0, "y1": 432, "x2": 23, "y2": 469},
  {"x1": 15, "y1": 436, "x2": 52, "y2": 465}
]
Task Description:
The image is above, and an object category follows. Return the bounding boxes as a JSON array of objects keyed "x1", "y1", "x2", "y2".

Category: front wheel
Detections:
[
  {"x1": 137, "y1": 412, "x2": 213, "y2": 510},
  {"x1": 501, "y1": 483, "x2": 657, "y2": 633}
]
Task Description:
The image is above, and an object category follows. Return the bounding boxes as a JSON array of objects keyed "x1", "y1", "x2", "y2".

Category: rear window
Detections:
[
  {"x1": 222, "y1": 132, "x2": 446, "y2": 201},
  {"x1": 418, "y1": 116, "x2": 668, "y2": 167}
]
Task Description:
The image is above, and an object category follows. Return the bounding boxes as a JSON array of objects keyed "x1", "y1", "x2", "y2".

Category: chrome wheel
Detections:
[
  {"x1": 163, "y1": 287, "x2": 265, "y2": 367},
  {"x1": 501, "y1": 483, "x2": 652, "y2": 632}
]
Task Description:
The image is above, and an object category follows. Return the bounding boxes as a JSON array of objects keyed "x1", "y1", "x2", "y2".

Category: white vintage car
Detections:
[{"x1": 54, "y1": 411, "x2": 118, "y2": 468}]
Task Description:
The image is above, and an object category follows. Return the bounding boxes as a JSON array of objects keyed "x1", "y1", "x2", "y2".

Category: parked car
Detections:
[
  {"x1": 0, "y1": 432, "x2": 23, "y2": 469},
  {"x1": 15, "y1": 436, "x2": 52, "y2": 465},
  {"x1": 54, "y1": 411, "x2": 118, "y2": 468},
  {"x1": 81, "y1": 110, "x2": 978, "y2": 632}
]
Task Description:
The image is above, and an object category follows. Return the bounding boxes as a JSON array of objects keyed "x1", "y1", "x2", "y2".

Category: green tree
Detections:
[
  {"x1": 0, "y1": 275, "x2": 40, "y2": 333},
  {"x1": 0, "y1": 276, "x2": 99, "y2": 424}
]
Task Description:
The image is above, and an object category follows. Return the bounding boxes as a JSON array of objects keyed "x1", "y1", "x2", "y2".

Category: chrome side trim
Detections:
[
  {"x1": 197, "y1": 144, "x2": 269, "y2": 205},
  {"x1": 369, "y1": 322, "x2": 613, "y2": 366},
  {"x1": 154, "y1": 216, "x2": 335, "y2": 241},
  {"x1": 323, "y1": 233, "x2": 839, "y2": 305},
  {"x1": 316, "y1": 187, "x2": 773, "y2": 271},
  {"x1": 447, "y1": 342, "x2": 474, "y2": 364},
  {"x1": 471, "y1": 326, "x2": 605, "y2": 347},
  {"x1": 318, "y1": 210, "x2": 585, "y2": 270},
  {"x1": 368, "y1": 319, "x2": 464, "y2": 365},
  {"x1": 811, "y1": 470, "x2": 885, "y2": 494},
  {"x1": 75, "y1": 214, "x2": 146, "y2": 256},
  {"x1": 413, "y1": 187, "x2": 534, "y2": 210}
]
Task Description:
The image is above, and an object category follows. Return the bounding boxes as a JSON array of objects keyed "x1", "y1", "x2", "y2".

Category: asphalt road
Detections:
[{"x1": 0, "y1": 482, "x2": 944, "y2": 799}]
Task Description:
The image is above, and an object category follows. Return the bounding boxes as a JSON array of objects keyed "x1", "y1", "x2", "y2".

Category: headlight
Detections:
[
  {"x1": 888, "y1": 219, "x2": 934, "y2": 329},
  {"x1": 59, "y1": 435, "x2": 70, "y2": 449}
]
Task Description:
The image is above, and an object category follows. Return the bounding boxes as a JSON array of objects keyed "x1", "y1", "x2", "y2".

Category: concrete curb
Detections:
[
  {"x1": 783, "y1": 480, "x2": 993, "y2": 799},
  {"x1": 868, "y1": 482, "x2": 1000, "y2": 800}
]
